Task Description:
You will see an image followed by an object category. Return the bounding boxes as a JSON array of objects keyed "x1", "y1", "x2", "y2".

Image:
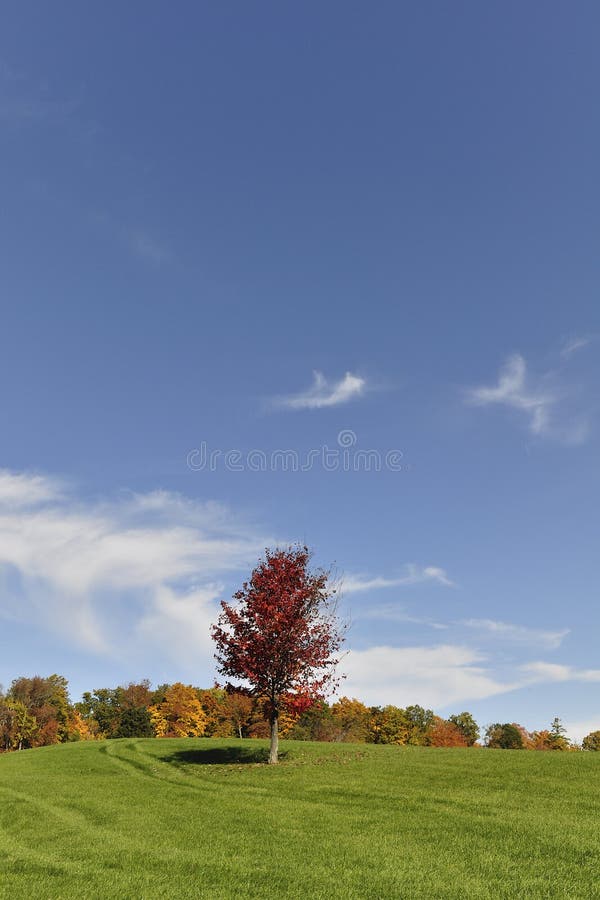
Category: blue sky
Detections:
[{"x1": 1, "y1": 2, "x2": 599, "y2": 740}]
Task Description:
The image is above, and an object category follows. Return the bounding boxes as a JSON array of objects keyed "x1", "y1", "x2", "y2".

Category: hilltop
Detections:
[{"x1": 1, "y1": 738, "x2": 600, "y2": 898}]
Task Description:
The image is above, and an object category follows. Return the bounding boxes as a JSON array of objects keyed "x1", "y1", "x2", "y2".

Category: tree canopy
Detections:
[{"x1": 212, "y1": 546, "x2": 344, "y2": 762}]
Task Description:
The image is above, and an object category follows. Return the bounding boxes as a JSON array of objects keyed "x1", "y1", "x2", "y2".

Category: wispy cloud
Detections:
[
  {"x1": 521, "y1": 661, "x2": 600, "y2": 683},
  {"x1": 353, "y1": 604, "x2": 449, "y2": 629},
  {"x1": 0, "y1": 469, "x2": 272, "y2": 663},
  {"x1": 560, "y1": 335, "x2": 593, "y2": 360},
  {"x1": 343, "y1": 565, "x2": 454, "y2": 595},
  {"x1": 462, "y1": 619, "x2": 569, "y2": 650},
  {"x1": 466, "y1": 354, "x2": 554, "y2": 435},
  {"x1": 270, "y1": 371, "x2": 367, "y2": 411},
  {"x1": 343, "y1": 644, "x2": 517, "y2": 708},
  {"x1": 342, "y1": 643, "x2": 600, "y2": 711},
  {"x1": 465, "y1": 353, "x2": 590, "y2": 444}
]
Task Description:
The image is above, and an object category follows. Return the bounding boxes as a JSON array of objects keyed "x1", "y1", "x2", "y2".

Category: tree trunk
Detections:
[
  {"x1": 238, "y1": 724, "x2": 243, "y2": 739},
  {"x1": 268, "y1": 710, "x2": 279, "y2": 764}
]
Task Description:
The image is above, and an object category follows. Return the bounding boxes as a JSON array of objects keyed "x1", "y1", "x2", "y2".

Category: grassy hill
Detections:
[{"x1": 1, "y1": 738, "x2": 599, "y2": 899}]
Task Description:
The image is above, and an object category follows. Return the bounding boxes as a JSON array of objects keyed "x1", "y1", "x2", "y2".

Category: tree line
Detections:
[{"x1": 1, "y1": 672, "x2": 598, "y2": 753}]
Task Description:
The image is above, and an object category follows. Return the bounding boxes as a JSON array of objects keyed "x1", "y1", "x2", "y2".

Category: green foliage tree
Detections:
[
  {"x1": 369, "y1": 706, "x2": 410, "y2": 744},
  {"x1": 582, "y1": 730, "x2": 600, "y2": 751},
  {"x1": 448, "y1": 712, "x2": 480, "y2": 746},
  {"x1": 0, "y1": 699, "x2": 38, "y2": 750},
  {"x1": 286, "y1": 699, "x2": 336, "y2": 741},
  {"x1": 485, "y1": 723, "x2": 524, "y2": 749},
  {"x1": 77, "y1": 688, "x2": 122, "y2": 737},
  {"x1": 548, "y1": 717, "x2": 569, "y2": 750},
  {"x1": 404, "y1": 705, "x2": 435, "y2": 745},
  {"x1": 114, "y1": 707, "x2": 155, "y2": 738}
]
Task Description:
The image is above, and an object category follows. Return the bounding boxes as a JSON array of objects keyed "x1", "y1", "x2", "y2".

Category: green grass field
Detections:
[{"x1": 1, "y1": 738, "x2": 599, "y2": 899}]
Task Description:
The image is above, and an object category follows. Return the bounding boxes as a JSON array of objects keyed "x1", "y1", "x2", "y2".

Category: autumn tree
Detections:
[
  {"x1": 149, "y1": 683, "x2": 207, "y2": 738},
  {"x1": 198, "y1": 687, "x2": 235, "y2": 737},
  {"x1": 426, "y1": 717, "x2": 469, "y2": 747},
  {"x1": 531, "y1": 718, "x2": 569, "y2": 751},
  {"x1": 0, "y1": 699, "x2": 37, "y2": 750},
  {"x1": 67, "y1": 709, "x2": 100, "y2": 741},
  {"x1": 212, "y1": 546, "x2": 344, "y2": 763},
  {"x1": 9, "y1": 674, "x2": 70, "y2": 744},
  {"x1": 330, "y1": 697, "x2": 371, "y2": 743},
  {"x1": 368, "y1": 706, "x2": 409, "y2": 745},
  {"x1": 119, "y1": 680, "x2": 153, "y2": 710},
  {"x1": 225, "y1": 691, "x2": 254, "y2": 739}
]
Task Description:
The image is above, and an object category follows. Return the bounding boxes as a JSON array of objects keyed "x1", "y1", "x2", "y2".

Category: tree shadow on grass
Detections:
[{"x1": 163, "y1": 745, "x2": 289, "y2": 767}]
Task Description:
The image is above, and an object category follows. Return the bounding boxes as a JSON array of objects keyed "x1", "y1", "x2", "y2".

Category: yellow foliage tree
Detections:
[
  {"x1": 67, "y1": 709, "x2": 101, "y2": 741},
  {"x1": 331, "y1": 697, "x2": 371, "y2": 742},
  {"x1": 149, "y1": 683, "x2": 207, "y2": 738}
]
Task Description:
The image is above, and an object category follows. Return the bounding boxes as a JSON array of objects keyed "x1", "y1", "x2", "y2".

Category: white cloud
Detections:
[
  {"x1": 521, "y1": 661, "x2": 600, "y2": 683},
  {"x1": 0, "y1": 469, "x2": 272, "y2": 663},
  {"x1": 0, "y1": 470, "x2": 63, "y2": 508},
  {"x1": 271, "y1": 371, "x2": 366, "y2": 410},
  {"x1": 562, "y1": 716, "x2": 600, "y2": 745},
  {"x1": 462, "y1": 619, "x2": 569, "y2": 650},
  {"x1": 560, "y1": 335, "x2": 592, "y2": 359},
  {"x1": 466, "y1": 354, "x2": 555, "y2": 436},
  {"x1": 136, "y1": 584, "x2": 224, "y2": 668},
  {"x1": 340, "y1": 646, "x2": 600, "y2": 712},
  {"x1": 342, "y1": 644, "x2": 516, "y2": 709},
  {"x1": 342, "y1": 564, "x2": 454, "y2": 595},
  {"x1": 465, "y1": 353, "x2": 589, "y2": 444}
]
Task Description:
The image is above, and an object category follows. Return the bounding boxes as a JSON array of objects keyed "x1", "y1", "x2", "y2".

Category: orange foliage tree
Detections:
[{"x1": 426, "y1": 717, "x2": 469, "y2": 747}]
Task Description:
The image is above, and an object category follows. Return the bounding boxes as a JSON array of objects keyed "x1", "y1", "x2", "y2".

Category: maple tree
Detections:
[{"x1": 211, "y1": 546, "x2": 344, "y2": 763}]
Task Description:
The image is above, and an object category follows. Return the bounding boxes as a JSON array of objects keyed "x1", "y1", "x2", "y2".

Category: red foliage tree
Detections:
[{"x1": 211, "y1": 546, "x2": 344, "y2": 763}]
